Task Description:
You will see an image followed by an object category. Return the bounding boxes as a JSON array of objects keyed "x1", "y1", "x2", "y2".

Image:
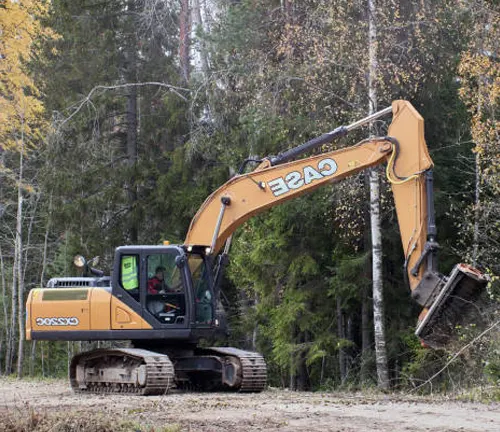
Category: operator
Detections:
[{"x1": 148, "y1": 266, "x2": 170, "y2": 294}]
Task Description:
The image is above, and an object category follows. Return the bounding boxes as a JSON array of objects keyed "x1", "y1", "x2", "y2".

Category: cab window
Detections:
[
  {"x1": 146, "y1": 254, "x2": 183, "y2": 294},
  {"x1": 146, "y1": 253, "x2": 185, "y2": 325},
  {"x1": 120, "y1": 255, "x2": 139, "y2": 300},
  {"x1": 189, "y1": 255, "x2": 214, "y2": 324}
]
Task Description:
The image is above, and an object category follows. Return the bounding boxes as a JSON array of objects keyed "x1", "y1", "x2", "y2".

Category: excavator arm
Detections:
[
  {"x1": 185, "y1": 101, "x2": 430, "y2": 280},
  {"x1": 184, "y1": 100, "x2": 487, "y2": 347}
]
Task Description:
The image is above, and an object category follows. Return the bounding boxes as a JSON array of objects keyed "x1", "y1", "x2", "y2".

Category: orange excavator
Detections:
[{"x1": 26, "y1": 101, "x2": 487, "y2": 394}]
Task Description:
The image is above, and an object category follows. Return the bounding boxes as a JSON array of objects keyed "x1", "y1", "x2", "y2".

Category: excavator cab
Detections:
[
  {"x1": 26, "y1": 245, "x2": 221, "y2": 343},
  {"x1": 113, "y1": 245, "x2": 217, "y2": 334}
]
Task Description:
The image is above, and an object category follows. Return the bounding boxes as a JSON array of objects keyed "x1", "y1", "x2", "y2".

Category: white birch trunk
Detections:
[
  {"x1": 16, "y1": 140, "x2": 25, "y2": 378},
  {"x1": 472, "y1": 151, "x2": 480, "y2": 266},
  {"x1": 192, "y1": 0, "x2": 210, "y2": 78},
  {"x1": 0, "y1": 243, "x2": 7, "y2": 373},
  {"x1": 40, "y1": 194, "x2": 53, "y2": 286},
  {"x1": 6, "y1": 220, "x2": 18, "y2": 375},
  {"x1": 368, "y1": 0, "x2": 389, "y2": 390}
]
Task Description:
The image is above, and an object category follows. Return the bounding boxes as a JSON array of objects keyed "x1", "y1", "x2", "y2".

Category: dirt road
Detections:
[{"x1": 0, "y1": 378, "x2": 498, "y2": 431}]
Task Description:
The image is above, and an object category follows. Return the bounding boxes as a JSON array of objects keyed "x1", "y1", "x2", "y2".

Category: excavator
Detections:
[{"x1": 26, "y1": 100, "x2": 487, "y2": 395}]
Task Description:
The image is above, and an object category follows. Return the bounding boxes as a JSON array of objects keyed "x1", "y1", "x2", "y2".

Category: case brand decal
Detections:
[{"x1": 268, "y1": 158, "x2": 338, "y2": 197}]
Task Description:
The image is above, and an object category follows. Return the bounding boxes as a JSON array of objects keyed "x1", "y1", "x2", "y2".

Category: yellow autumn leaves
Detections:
[{"x1": 0, "y1": 0, "x2": 57, "y2": 151}]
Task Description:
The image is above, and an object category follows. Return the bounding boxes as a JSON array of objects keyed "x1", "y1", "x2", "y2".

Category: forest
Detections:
[{"x1": 0, "y1": 0, "x2": 499, "y2": 396}]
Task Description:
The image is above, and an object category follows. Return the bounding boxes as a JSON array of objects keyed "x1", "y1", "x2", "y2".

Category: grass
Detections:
[{"x1": 0, "y1": 408, "x2": 183, "y2": 432}]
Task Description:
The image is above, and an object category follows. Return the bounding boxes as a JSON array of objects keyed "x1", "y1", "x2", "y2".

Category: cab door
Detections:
[
  {"x1": 141, "y1": 248, "x2": 190, "y2": 329},
  {"x1": 112, "y1": 246, "x2": 192, "y2": 331}
]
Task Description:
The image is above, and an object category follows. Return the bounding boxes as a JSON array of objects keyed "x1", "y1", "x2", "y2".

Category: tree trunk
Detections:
[
  {"x1": 361, "y1": 170, "x2": 373, "y2": 384},
  {"x1": 472, "y1": 150, "x2": 480, "y2": 267},
  {"x1": 16, "y1": 141, "x2": 25, "y2": 378},
  {"x1": 179, "y1": 0, "x2": 191, "y2": 83},
  {"x1": 6, "y1": 198, "x2": 19, "y2": 375},
  {"x1": 125, "y1": 0, "x2": 138, "y2": 243},
  {"x1": 369, "y1": 171, "x2": 389, "y2": 389},
  {"x1": 126, "y1": 86, "x2": 138, "y2": 243},
  {"x1": 296, "y1": 331, "x2": 309, "y2": 391},
  {"x1": 4, "y1": 297, "x2": 14, "y2": 375},
  {"x1": 0, "y1": 243, "x2": 8, "y2": 372},
  {"x1": 22, "y1": 193, "x2": 39, "y2": 283},
  {"x1": 337, "y1": 297, "x2": 347, "y2": 384},
  {"x1": 40, "y1": 194, "x2": 52, "y2": 286},
  {"x1": 41, "y1": 341, "x2": 45, "y2": 377},
  {"x1": 368, "y1": 0, "x2": 389, "y2": 390},
  {"x1": 19, "y1": 192, "x2": 38, "y2": 374},
  {"x1": 192, "y1": 0, "x2": 209, "y2": 78},
  {"x1": 29, "y1": 341, "x2": 36, "y2": 377},
  {"x1": 361, "y1": 287, "x2": 372, "y2": 383}
]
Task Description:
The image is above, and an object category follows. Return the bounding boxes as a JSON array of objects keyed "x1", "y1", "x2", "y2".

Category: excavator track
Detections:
[
  {"x1": 69, "y1": 348, "x2": 174, "y2": 395},
  {"x1": 201, "y1": 347, "x2": 267, "y2": 392}
]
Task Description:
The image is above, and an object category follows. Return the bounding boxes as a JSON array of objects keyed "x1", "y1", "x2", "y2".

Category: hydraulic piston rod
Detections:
[{"x1": 270, "y1": 106, "x2": 393, "y2": 166}]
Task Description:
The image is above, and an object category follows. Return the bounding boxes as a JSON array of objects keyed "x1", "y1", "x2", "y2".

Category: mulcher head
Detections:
[{"x1": 415, "y1": 264, "x2": 488, "y2": 348}]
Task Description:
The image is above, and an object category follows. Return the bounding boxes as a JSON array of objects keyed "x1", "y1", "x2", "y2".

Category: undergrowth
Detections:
[{"x1": 0, "y1": 406, "x2": 181, "y2": 432}]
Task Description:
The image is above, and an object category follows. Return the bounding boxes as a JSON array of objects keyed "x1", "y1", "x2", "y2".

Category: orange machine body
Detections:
[{"x1": 26, "y1": 287, "x2": 151, "y2": 340}]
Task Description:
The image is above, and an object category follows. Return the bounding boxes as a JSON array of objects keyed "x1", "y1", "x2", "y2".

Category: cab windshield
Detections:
[{"x1": 147, "y1": 253, "x2": 182, "y2": 293}]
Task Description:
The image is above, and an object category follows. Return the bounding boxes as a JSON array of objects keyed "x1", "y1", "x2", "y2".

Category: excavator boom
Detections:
[{"x1": 184, "y1": 102, "x2": 431, "y2": 265}]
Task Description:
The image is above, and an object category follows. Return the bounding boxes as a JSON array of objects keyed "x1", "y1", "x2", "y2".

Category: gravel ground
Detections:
[{"x1": 0, "y1": 378, "x2": 498, "y2": 431}]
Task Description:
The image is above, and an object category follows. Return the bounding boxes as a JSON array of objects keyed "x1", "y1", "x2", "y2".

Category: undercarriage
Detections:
[{"x1": 69, "y1": 346, "x2": 267, "y2": 395}]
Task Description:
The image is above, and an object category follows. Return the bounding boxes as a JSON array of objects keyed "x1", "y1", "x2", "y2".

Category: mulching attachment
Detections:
[{"x1": 415, "y1": 264, "x2": 488, "y2": 348}]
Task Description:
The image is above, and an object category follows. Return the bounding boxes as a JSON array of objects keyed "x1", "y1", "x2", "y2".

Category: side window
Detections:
[
  {"x1": 120, "y1": 255, "x2": 139, "y2": 300},
  {"x1": 189, "y1": 256, "x2": 213, "y2": 324}
]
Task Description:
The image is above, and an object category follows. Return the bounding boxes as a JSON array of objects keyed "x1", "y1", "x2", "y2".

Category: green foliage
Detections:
[
  {"x1": 328, "y1": 251, "x2": 370, "y2": 301},
  {"x1": 1, "y1": 0, "x2": 497, "y2": 395}
]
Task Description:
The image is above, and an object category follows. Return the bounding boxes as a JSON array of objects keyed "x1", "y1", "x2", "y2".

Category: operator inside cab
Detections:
[
  {"x1": 148, "y1": 266, "x2": 168, "y2": 294},
  {"x1": 145, "y1": 254, "x2": 186, "y2": 324}
]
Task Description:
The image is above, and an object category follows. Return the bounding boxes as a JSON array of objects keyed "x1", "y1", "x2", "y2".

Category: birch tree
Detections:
[
  {"x1": 367, "y1": 0, "x2": 389, "y2": 390},
  {"x1": 180, "y1": 0, "x2": 191, "y2": 82}
]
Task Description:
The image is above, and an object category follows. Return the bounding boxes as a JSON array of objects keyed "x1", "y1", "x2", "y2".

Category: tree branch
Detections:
[
  {"x1": 58, "y1": 82, "x2": 191, "y2": 129},
  {"x1": 411, "y1": 319, "x2": 500, "y2": 393}
]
